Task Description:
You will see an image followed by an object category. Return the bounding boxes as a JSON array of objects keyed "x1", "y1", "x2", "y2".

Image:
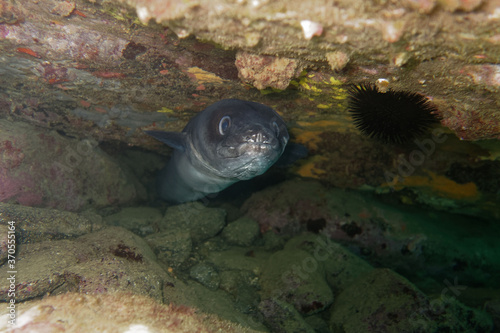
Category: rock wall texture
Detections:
[
  {"x1": 0, "y1": 120, "x2": 145, "y2": 210},
  {"x1": 1, "y1": 0, "x2": 499, "y2": 141},
  {"x1": 120, "y1": 0, "x2": 500, "y2": 141},
  {"x1": 0, "y1": 0, "x2": 499, "y2": 213}
]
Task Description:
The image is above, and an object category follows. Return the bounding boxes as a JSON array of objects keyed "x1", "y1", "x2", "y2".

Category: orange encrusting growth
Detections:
[
  {"x1": 294, "y1": 155, "x2": 328, "y2": 179},
  {"x1": 16, "y1": 47, "x2": 41, "y2": 58},
  {"x1": 391, "y1": 170, "x2": 480, "y2": 201},
  {"x1": 291, "y1": 129, "x2": 324, "y2": 151}
]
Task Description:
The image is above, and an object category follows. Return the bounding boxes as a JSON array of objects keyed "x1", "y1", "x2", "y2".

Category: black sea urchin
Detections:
[{"x1": 348, "y1": 83, "x2": 438, "y2": 144}]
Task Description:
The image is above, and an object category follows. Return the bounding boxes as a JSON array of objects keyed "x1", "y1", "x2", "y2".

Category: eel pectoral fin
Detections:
[
  {"x1": 145, "y1": 131, "x2": 188, "y2": 152},
  {"x1": 274, "y1": 143, "x2": 308, "y2": 167}
]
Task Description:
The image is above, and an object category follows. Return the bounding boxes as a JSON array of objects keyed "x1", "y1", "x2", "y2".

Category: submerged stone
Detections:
[
  {"x1": 284, "y1": 233, "x2": 373, "y2": 293},
  {"x1": 329, "y1": 268, "x2": 493, "y2": 332},
  {"x1": 160, "y1": 202, "x2": 226, "y2": 244},
  {"x1": 190, "y1": 263, "x2": 220, "y2": 291},
  {"x1": 145, "y1": 229, "x2": 192, "y2": 267},
  {"x1": 0, "y1": 292, "x2": 261, "y2": 333},
  {"x1": 258, "y1": 298, "x2": 315, "y2": 333},
  {"x1": 0, "y1": 227, "x2": 169, "y2": 302},
  {"x1": 0, "y1": 203, "x2": 103, "y2": 244},
  {"x1": 0, "y1": 225, "x2": 9, "y2": 266},
  {"x1": 222, "y1": 216, "x2": 260, "y2": 246},
  {"x1": 0, "y1": 120, "x2": 145, "y2": 211},
  {"x1": 104, "y1": 206, "x2": 162, "y2": 236},
  {"x1": 260, "y1": 248, "x2": 334, "y2": 316}
]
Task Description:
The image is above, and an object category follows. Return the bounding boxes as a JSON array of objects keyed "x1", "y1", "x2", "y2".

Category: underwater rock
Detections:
[
  {"x1": 160, "y1": 202, "x2": 226, "y2": 244},
  {"x1": 189, "y1": 263, "x2": 221, "y2": 291},
  {"x1": 404, "y1": 0, "x2": 485, "y2": 12},
  {"x1": 0, "y1": 224, "x2": 8, "y2": 266},
  {"x1": 329, "y1": 268, "x2": 493, "y2": 332},
  {"x1": 485, "y1": 299, "x2": 500, "y2": 331},
  {"x1": 145, "y1": 229, "x2": 192, "y2": 268},
  {"x1": 258, "y1": 298, "x2": 315, "y2": 333},
  {"x1": 304, "y1": 315, "x2": 330, "y2": 333},
  {"x1": 71, "y1": 105, "x2": 174, "y2": 135},
  {"x1": 235, "y1": 52, "x2": 306, "y2": 90},
  {"x1": 0, "y1": 120, "x2": 145, "y2": 211},
  {"x1": 206, "y1": 247, "x2": 270, "y2": 273},
  {"x1": 242, "y1": 178, "x2": 330, "y2": 235},
  {"x1": 256, "y1": 232, "x2": 373, "y2": 324},
  {"x1": 284, "y1": 233, "x2": 373, "y2": 293},
  {"x1": 261, "y1": 231, "x2": 286, "y2": 251},
  {"x1": 50, "y1": 0, "x2": 76, "y2": 17},
  {"x1": 219, "y1": 270, "x2": 261, "y2": 314},
  {"x1": 1, "y1": 0, "x2": 499, "y2": 153},
  {"x1": 0, "y1": 227, "x2": 171, "y2": 302},
  {"x1": 0, "y1": 203, "x2": 103, "y2": 244},
  {"x1": 104, "y1": 206, "x2": 162, "y2": 236},
  {"x1": 163, "y1": 278, "x2": 269, "y2": 332},
  {"x1": 0, "y1": 292, "x2": 262, "y2": 333},
  {"x1": 260, "y1": 248, "x2": 334, "y2": 316},
  {"x1": 222, "y1": 216, "x2": 260, "y2": 246},
  {"x1": 325, "y1": 51, "x2": 350, "y2": 71},
  {"x1": 243, "y1": 178, "x2": 500, "y2": 291}
]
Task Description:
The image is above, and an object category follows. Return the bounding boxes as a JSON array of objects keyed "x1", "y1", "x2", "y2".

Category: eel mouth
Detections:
[
  {"x1": 238, "y1": 142, "x2": 275, "y2": 155},
  {"x1": 219, "y1": 141, "x2": 279, "y2": 159},
  {"x1": 232, "y1": 159, "x2": 269, "y2": 179},
  {"x1": 229, "y1": 148, "x2": 281, "y2": 179},
  {"x1": 215, "y1": 139, "x2": 284, "y2": 179}
]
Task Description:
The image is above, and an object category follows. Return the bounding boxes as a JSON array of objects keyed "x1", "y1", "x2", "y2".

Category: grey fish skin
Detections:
[{"x1": 145, "y1": 99, "x2": 289, "y2": 203}]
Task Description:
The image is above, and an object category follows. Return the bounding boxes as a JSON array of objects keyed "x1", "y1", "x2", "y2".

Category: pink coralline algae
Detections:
[
  {"x1": 462, "y1": 64, "x2": 500, "y2": 87},
  {"x1": 4, "y1": 22, "x2": 128, "y2": 63},
  {"x1": 0, "y1": 140, "x2": 24, "y2": 169},
  {"x1": 0, "y1": 120, "x2": 143, "y2": 211},
  {"x1": 0, "y1": 140, "x2": 36, "y2": 204},
  {"x1": 36, "y1": 62, "x2": 70, "y2": 84},
  {"x1": 0, "y1": 172, "x2": 25, "y2": 202},
  {"x1": 441, "y1": 105, "x2": 500, "y2": 140}
]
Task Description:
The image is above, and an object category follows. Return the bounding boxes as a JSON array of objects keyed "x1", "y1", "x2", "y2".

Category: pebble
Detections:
[
  {"x1": 222, "y1": 216, "x2": 260, "y2": 246},
  {"x1": 189, "y1": 263, "x2": 220, "y2": 291},
  {"x1": 329, "y1": 268, "x2": 493, "y2": 332},
  {"x1": 260, "y1": 248, "x2": 334, "y2": 315},
  {"x1": 160, "y1": 202, "x2": 226, "y2": 244},
  {"x1": 145, "y1": 230, "x2": 192, "y2": 267},
  {"x1": 0, "y1": 227, "x2": 168, "y2": 302},
  {"x1": 0, "y1": 203, "x2": 103, "y2": 244},
  {"x1": 104, "y1": 206, "x2": 162, "y2": 236}
]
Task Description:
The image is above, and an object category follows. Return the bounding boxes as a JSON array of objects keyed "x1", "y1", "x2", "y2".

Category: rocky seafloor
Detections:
[
  {"x1": 0, "y1": 132, "x2": 499, "y2": 332},
  {"x1": 0, "y1": 0, "x2": 500, "y2": 331}
]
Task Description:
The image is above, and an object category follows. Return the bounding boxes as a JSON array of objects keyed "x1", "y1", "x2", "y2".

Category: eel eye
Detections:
[
  {"x1": 272, "y1": 121, "x2": 280, "y2": 137},
  {"x1": 219, "y1": 116, "x2": 231, "y2": 135}
]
